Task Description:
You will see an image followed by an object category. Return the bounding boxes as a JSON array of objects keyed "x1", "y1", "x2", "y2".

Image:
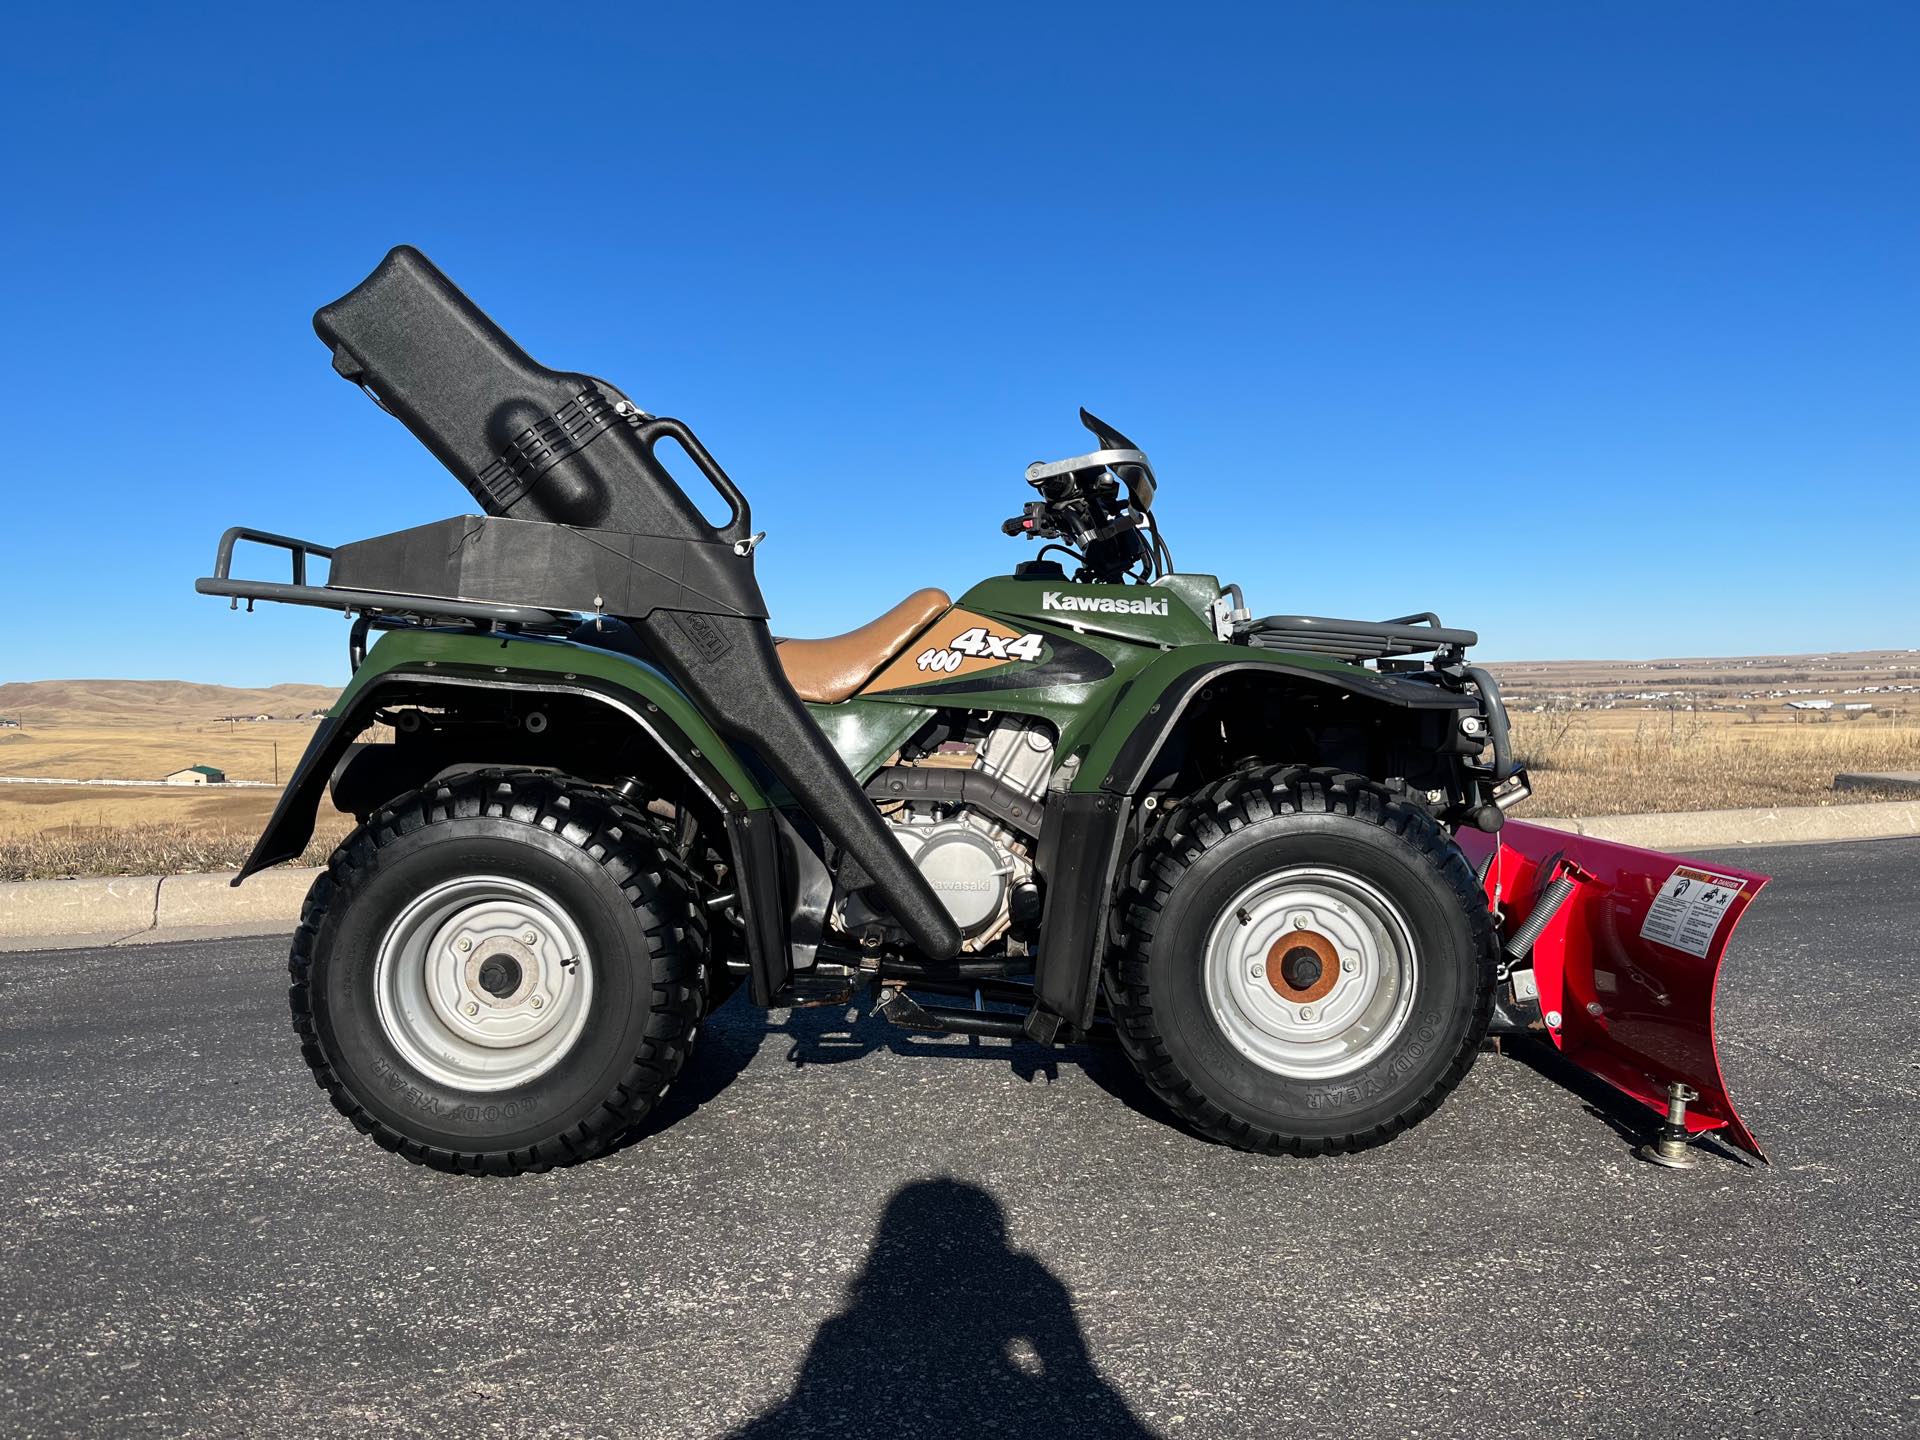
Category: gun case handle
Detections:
[{"x1": 632, "y1": 415, "x2": 754, "y2": 550}]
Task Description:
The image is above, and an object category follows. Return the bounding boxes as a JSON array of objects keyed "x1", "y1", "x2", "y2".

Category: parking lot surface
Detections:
[{"x1": 2, "y1": 839, "x2": 1915, "y2": 1438}]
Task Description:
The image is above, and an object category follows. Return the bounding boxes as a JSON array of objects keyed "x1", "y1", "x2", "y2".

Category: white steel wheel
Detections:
[
  {"x1": 372, "y1": 873, "x2": 595, "y2": 1093},
  {"x1": 1201, "y1": 866, "x2": 1419, "y2": 1080}
]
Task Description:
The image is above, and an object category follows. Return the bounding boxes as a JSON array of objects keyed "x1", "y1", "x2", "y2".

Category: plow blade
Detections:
[{"x1": 1458, "y1": 821, "x2": 1771, "y2": 1159}]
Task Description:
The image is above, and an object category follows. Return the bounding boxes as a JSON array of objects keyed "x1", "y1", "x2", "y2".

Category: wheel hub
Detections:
[
  {"x1": 476, "y1": 951, "x2": 525, "y2": 1000},
  {"x1": 1267, "y1": 933, "x2": 1336, "y2": 1001},
  {"x1": 1204, "y1": 869, "x2": 1419, "y2": 1080}
]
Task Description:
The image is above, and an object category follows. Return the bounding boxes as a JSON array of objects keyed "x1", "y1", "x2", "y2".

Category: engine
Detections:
[{"x1": 833, "y1": 718, "x2": 1053, "y2": 951}]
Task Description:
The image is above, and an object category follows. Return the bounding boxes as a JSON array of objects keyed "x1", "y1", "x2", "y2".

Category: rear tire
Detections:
[
  {"x1": 1107, "y1": 765, "x2": 1494, "y2": 1155},
  {"x1": 289, "y1": 770, "x2": 706, "y2": 1175}
]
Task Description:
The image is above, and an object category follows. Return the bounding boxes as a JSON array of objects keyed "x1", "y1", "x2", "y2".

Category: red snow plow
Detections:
[{"x1": 1459, "y1": 820, "x2": 1771, "y2": 1160}]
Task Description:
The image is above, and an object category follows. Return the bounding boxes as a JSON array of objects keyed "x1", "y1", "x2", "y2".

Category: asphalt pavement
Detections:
[{"x1": 2, "y1": 838, "x2": 1916, "y2": 1439}]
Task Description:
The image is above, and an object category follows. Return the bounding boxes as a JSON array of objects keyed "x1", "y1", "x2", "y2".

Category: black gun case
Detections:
[{"x1": 304, "y1": 246, "x2": 960, "y2": 960}]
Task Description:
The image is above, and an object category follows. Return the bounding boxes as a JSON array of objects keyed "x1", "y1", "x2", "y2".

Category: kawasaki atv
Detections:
[{"x1": 201, "y1": 247, "x2": 1771, "y2": 1175}]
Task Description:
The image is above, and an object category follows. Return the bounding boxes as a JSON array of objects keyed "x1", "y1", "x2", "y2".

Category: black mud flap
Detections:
[{"x1": 1028, "y1": 790, "x2": 1130, "y2": 1040}]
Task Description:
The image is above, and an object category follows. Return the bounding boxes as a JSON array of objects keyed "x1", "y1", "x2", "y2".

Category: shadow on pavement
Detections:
[
  {"x1": 773, "y1": 996, "x2": 1066, "y2": 1079},
  {"x1": 728, "y1": 1178, "x2": 1163, "y2": 1439},
  {"x1": 620, "y1": 987, "x2": 1188, "y2": 1162},
  {"x1": 1498, "y1": 1035, "x2": 1756, "y2": 1169}
]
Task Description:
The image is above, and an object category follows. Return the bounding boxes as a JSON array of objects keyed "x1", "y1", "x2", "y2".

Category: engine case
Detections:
[{"x1": 834, "y1": 719, "x2": 1055, "y2": 950}]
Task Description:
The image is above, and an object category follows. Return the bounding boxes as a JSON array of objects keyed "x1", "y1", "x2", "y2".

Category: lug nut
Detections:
[
  {"x1": 1299, "y1": 1006, "x2": 1315, "y2": 1021},
  {"x1": 523, "y1": 931, "x2": 538, "y2": 945},
  {"x1": 1341, "y1": 956, "x2": 1358, "y2": 973},
  {"x1": 530, "y1": 996, "x2": 544, "y2": 1010},
  {"x1": 463, "y1": 1001, "x2": 479, "y2": 1016},
  {"x1": 1291, "y1": 912, "x2": 1313, "y2": 930},
  {"x1": 457, "y1": 938, "x2": 472, "y2": 953}
]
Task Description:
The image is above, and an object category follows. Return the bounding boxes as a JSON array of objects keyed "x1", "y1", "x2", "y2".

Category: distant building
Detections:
[
  {"x1": 1843, "y1": 702, "x2": 1873, "y2": 712},
  {"x1": 1783, "y1": 700, "x2": 1834, "y2": 711},
  {"x1": 164, "y1": 765, "x2": 227, "y2": 785}
]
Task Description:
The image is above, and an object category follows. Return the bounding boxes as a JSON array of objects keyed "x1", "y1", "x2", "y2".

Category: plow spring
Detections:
[{"x1": 1459, "y1": 821, "x2": 1771, "y2": 1160}]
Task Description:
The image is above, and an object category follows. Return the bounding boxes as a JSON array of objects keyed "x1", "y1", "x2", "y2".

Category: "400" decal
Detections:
[{"x1": 914, "y1": 626, "x2": 1045, "y2": 673}]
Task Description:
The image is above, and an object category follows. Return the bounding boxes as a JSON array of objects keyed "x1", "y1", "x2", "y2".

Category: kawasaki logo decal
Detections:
[{"x1": 1041, "y1": 591, "x2": 1169, "y2": 617}]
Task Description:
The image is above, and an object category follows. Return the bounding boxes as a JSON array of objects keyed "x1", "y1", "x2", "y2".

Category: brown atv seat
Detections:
[{"x1": 776, "y1": 588, "x2": 952, "y2": 703}]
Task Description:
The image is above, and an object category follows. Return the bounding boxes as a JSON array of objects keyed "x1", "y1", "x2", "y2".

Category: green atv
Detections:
[{"x1": 202, "y1": 246, "x2": 1530, "y2": 1176}]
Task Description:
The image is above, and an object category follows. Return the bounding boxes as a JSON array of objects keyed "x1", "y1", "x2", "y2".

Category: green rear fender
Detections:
[{"x1": 235, "y1": 628, "x2": 768, "y2": 882}]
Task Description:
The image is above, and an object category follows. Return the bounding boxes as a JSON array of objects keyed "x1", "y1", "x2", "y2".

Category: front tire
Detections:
[
  {"x1": 1107, "y1": 765, "x2": 1495, "y2": 1155},
  {"x1": 289, "y1": 771, "x2": 706, "y2": 1175}
]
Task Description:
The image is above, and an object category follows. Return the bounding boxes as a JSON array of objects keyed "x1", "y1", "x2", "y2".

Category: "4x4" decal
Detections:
[{"x1": 914, "y1": 626, "x2": 1045, "y2": 673}]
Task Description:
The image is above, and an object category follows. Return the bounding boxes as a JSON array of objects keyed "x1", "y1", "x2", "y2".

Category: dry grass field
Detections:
[
  {"x1": 1495, "y1": 645, "x2": 1920, "y2": 814},
  {"x1": 2, "y1": 655, "x2": 1916, "y2": 880},
  {"x1": 0, "y1": 679, "x2": 349, "y2": 882},
  {"x1": 0, "y1": 812, "x2": 355, "y2": 883},
  {"x1": 1510, "y1": 708, "x2": 1920, "y2": 816}
]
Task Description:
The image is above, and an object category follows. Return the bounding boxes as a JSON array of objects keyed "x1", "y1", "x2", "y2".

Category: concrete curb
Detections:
[
  {"x1": 4, "y1": 797, "x2": 1920, "y2": 952},
  {"x1": 0, "y1": 867, "x2": 321, "y2": 953}
]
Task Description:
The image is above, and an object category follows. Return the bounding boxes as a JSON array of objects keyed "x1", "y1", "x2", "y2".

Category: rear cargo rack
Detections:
[
  {"x1": 194, "y1": 526, "x2": 578, "y2": 630},
  {"x1": 1238, "y1": 611, "x2": 1478, "y2": 662}
]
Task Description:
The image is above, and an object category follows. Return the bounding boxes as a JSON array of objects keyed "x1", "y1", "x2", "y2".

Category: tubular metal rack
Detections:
[{"x1": 1237, "y1": 611, "x2": 1479, "y2": 663}]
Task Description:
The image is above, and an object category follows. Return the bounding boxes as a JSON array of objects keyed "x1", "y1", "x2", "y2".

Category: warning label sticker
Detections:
[{"x1": 1640, "y1": 865, "x2": 1748, "y2": 958}]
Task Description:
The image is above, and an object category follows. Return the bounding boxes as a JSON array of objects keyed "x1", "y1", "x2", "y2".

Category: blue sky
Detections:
[{"x1": 1, "y1": 3, "x2": 1913, "y2": 686}]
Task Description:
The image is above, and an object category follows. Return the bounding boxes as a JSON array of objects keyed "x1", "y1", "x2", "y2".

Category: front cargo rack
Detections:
[
  {"x1": 1237, "y1": 611, "x2": 1478, "y2": 663},
  {"x1": 194, "y1": 526, "x2": 581, "y2": 631}
]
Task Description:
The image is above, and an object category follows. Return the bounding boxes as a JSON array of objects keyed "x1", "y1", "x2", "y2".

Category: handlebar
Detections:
[{"x1": 999, "y1": 410, "x2": 1167, "y2": 584}]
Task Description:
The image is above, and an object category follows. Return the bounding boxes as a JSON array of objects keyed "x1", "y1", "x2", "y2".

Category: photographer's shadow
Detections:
[{"x1": 729, "y1": 1178, "x2": 1161, "y2": 1438}]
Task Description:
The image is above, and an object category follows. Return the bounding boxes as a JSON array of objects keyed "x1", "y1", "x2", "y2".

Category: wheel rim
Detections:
[
  {"x1": 1201, "y1": 866, "x2": 1418, "y2": 1080},
  {"x1": 372, "y1": 874, "x2": 595, "y2": 1093}
]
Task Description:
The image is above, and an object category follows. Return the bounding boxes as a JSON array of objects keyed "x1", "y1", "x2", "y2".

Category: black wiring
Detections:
[{"x1": 1145, "y1": 510, "x2": 1174, "y2": 578}]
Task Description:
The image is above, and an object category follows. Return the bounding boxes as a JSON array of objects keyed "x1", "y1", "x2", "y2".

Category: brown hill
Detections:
[{"x1": 0, "y1": 679, "x2": 340, "y2": 730}]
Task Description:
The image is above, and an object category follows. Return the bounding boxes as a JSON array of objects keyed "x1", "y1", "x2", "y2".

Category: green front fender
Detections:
[
  {"x1": 236, "y1": 627, "x2": 769, "y2": 882},
  {"x1": 1068, "y1": 642, "x2": 1454, "y2": 793},
  {"x1": 1032, "y1": 643, "x2": 1476, "y2": 1033}
]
